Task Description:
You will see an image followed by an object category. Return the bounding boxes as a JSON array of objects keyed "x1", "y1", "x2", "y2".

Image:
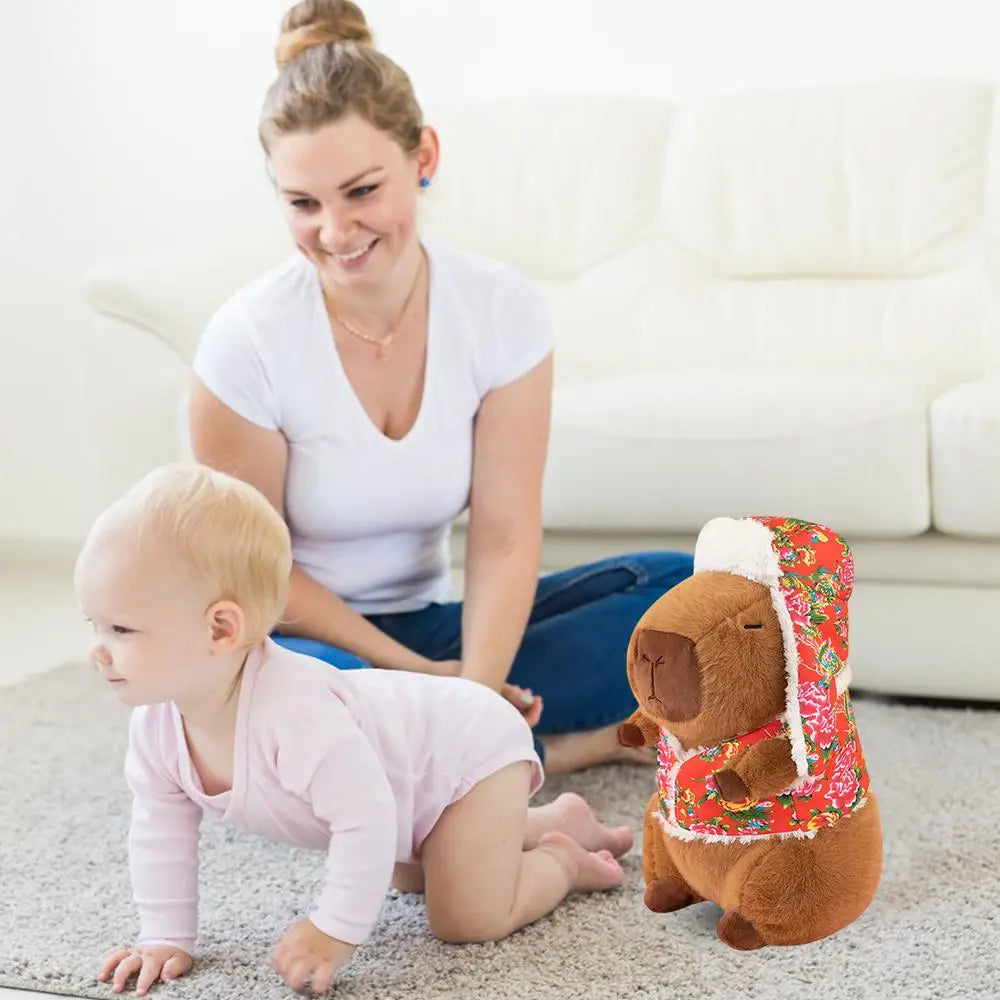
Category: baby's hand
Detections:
[
  {"x1": 97, "y1": 944, "x2": 192, "y2": 996},
  {"x1": 503, "y1": 683, "x2": 544, "y2": 727},
  {"x1": 274, "y1": 919, "x2": 355, "y2": 994}
]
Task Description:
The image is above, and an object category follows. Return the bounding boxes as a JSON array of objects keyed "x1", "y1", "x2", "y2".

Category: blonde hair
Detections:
[
  {"x1": 90, "y1": 464, "x2": 292, "y2": 646},
  {"x1": 259, "y1": 0, "x2": 423, "y2": 155}
]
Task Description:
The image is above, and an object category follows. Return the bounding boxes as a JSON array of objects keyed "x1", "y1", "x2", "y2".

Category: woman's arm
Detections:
[
  {"x1": 460, "y1": 355, "x2": 553, "y2": 691},
  {"x1": 188, "y1": 379, "x2": 440, "y2": 673},
  {"x1": 282, "y1": 566, "x2": 440, "y2": 671}
]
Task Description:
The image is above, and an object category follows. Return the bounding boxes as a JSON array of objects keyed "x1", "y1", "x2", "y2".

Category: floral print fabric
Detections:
[{"x1": 656, "y1": 517, "x2": 871, "y2": 843}]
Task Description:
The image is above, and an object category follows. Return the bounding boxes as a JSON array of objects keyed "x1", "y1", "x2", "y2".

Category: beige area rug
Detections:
[{"x1": 1, "y1": 662, "x2": 998, "y2": 1000}]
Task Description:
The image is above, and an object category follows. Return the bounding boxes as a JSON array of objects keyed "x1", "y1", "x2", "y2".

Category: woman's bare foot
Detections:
[
  {"x1": 535, "y1": 831, "x2": 624, "y2": 892},
  {"x1": 540, "y1": 722, "x2": 658, "y2": 774},
  {"x1": 525, "y1": 792, "x2": 633, "y2": 856}
]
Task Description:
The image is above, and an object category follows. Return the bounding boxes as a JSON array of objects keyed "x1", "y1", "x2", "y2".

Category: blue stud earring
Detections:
[{"x1": 419, "y1": 176, "x2": 431, "y2": 189}]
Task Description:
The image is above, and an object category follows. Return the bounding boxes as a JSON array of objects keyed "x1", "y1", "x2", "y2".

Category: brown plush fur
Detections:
[
  {"x1": 624, "y1": 571, "x2": 883, "y2": 949},
  {"x1": 718, "y1": 736, "x2": 799, "y2": 802}
]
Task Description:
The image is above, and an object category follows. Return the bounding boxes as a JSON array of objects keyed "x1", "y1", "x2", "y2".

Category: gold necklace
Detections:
[{"x1": 325, "y1": 255, "x2": 425, "y2": 361}]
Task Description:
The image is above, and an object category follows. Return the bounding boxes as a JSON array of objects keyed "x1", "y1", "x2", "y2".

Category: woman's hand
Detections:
[
  {"x1": 421, "y1": 658, "x2": 542, "y2": 725},
  {"x1": 502, "y1": 683, "x2": 543, "y2": 727},
  {"x1": 97, "y1": 944, "x2": 192, "y2": 995},
  {"x1": 274, "y1": 919, "x2": 355, "y2": 995}
]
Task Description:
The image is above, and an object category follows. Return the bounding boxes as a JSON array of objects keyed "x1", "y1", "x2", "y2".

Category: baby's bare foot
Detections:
[
  {"x1": 547, "y1": 792, "x2": 633, "y2": 857},
  {"x1": 536, "y1": 831, "x2": 624, "y2": 892}
]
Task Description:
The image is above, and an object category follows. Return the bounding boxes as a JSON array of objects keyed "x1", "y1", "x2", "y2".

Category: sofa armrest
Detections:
[
  {"x1": 81, "y1": 315, "x2": 191, "y2": 509},
  {"x1": 83, "y1": 245, "x2": 288, "y2": 365}
]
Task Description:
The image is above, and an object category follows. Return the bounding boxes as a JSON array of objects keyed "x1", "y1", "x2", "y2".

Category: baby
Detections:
[{"x1": 76, "y1": 463, "x2": 632, "y2": 996}]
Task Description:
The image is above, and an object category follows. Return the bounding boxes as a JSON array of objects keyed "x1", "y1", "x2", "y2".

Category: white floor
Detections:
[
  {"x1": 1, "y1": 550, "x2": 90, "y2": 998},
  {"x1": 0, "y1": 549, "x2": 89, "y2": 689}
]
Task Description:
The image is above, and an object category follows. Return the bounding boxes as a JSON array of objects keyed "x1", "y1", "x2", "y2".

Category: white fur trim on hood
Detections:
[{"x1": 694, "y1": 517, "x2": 781, "y2": 585}]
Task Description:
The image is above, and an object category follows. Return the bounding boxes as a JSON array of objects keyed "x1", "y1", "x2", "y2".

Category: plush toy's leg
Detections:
[
  {"x1": 723, "y1": 794, "x2": 883, "y2": 948},
  {"x1": 642, "y1": 793, "x2": 701, "y2": 913},
  {"x1": 716, "y1": 909, "x2": 764, "y2": 950}
]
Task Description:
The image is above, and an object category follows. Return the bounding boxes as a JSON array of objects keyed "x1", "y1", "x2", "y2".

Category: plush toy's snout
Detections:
[{"x1": 631, "y1": 629, "x2": 701, "y2": 722}]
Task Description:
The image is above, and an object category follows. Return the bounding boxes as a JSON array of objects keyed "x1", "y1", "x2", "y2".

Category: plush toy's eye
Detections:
[{"x1": 743, "y1": 623, "x2": 763, "y2": 630}]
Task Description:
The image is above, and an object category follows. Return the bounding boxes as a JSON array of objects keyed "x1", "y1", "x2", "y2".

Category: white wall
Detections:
[
  {"x1": 1, "y1": 1, "x2": 96, "y2": 544},
  {"x1": 4, "y1": 0, "x2": 1000, "y2": 545}
]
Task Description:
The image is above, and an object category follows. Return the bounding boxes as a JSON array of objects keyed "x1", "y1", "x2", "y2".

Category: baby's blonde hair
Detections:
[{"x1": 90, "y1": 463, "x2": 292, "y2": 645}]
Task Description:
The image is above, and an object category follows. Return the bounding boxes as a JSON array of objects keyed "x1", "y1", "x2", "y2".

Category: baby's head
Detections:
[{"x1": 74, "y1": 463, "x2": 292, "y2": 707}]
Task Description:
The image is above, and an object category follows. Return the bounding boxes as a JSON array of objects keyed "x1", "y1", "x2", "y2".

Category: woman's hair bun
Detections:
[{"x1": 275, "y1": 0, "x2": 373, "y2": 69}]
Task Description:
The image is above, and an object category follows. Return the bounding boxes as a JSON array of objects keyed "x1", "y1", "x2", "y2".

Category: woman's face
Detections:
[{"x1": 269, "y1": 114, "x2": 437, "y2": 293}]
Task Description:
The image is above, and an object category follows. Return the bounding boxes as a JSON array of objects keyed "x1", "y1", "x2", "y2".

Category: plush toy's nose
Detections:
[{"x1": 633, "y1": 628, "x2": 702, "y2": 721}]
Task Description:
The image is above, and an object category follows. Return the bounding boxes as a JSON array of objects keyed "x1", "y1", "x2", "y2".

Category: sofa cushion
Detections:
[
  {"x1": 636, "y1": 249, "x2": 988, "y2": 392},
  {"x1": 661, "y1": 81, "x2": 993, "y2": 277},
  {"x1": 423, "y1": 96, "x2": 672, "y2": 281},
  {"x1": 543, "y1": 369, "x2": 929, "y2": 537},
  {"x1": 931, "y1": 377, "x2": 1000, "y2": 536}
]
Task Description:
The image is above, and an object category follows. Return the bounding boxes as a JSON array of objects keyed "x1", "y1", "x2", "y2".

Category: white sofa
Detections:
[{"x1": 83, "y1": 80, "x2": 1000, "y2": 701}]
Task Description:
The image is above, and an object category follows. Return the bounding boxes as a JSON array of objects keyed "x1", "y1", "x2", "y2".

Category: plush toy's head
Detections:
[
  {"x1": 628, "y1": 570, "x2": 787, "y2": 751},
  {"x1": 628, "y1": 515, "x2": 855, "y2": 777}
]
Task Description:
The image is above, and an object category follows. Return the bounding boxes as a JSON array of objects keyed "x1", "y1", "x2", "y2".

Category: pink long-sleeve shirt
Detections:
[{"x1": 124, "y1": 639, "x2": 543, "y2": 953}]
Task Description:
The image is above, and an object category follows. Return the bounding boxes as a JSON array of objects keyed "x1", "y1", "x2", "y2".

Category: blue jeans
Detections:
[{"x1": 273, "y1": 551, "x2": 694, "y2": 758}]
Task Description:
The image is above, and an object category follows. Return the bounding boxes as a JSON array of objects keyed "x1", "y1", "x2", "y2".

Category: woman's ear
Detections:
[
  {"x1": 415, "y1": 125, "x2": 440, "y2": 185},
  {"x1": 206, "y1": 600, "x2": 247, "y2": 653}
]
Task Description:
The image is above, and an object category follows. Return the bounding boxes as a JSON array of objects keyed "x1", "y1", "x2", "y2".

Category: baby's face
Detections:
[{"x1": 74, "y1": 530, "x2": 218, "y2": 708}]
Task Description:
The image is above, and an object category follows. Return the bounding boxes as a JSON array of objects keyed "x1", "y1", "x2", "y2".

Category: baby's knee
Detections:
[{"x1": 426, "y1": 903, "x2": 511, "y2": 944}]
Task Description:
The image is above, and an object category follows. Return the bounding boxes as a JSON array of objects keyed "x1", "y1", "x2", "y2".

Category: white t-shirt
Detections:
[{"x1": 193, "y1": 242, "x2": 552, "y2": 613}]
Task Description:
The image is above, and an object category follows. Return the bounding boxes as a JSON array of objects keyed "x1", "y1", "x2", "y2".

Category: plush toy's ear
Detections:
[{"x1": 618, "y1": 709, "x2": 661, "y2": 748}]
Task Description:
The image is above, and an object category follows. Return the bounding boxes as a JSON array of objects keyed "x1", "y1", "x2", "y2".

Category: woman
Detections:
[{"x1": 189, "y1": 0, "x2": 693, "y2": 773}]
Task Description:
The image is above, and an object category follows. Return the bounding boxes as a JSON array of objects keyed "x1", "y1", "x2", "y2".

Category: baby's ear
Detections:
[{"x1": 207, "y1": 600, "x2": 246, "y2": 652}]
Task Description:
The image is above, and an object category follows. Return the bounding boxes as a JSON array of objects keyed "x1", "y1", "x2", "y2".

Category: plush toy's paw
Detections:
[
  {"x1": 716, "y1": 910, "x2": 765, "y2": 950},
  {"x1": 617, "y1": 722, "x2": 645, "y2": 748},
  {"x1": 643, "y1": 879, "x2": 698, "y2": 913},
  {"x1": 714, "y1": 767, "x2": 750, "y2": 803}
]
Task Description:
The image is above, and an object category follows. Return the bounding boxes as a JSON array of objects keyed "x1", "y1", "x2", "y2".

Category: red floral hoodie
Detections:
[{"x1": 656, "y1": 516, "x2": 872, "y2": 843}]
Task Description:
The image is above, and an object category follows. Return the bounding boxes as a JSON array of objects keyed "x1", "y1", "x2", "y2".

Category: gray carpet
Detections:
[{"x1": 1, "y1": 665, "x2": 998, "y2": 1000}]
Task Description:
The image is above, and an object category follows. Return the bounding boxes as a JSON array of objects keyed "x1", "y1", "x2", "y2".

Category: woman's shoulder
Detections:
[
  {"x1": 195, "y1": 255, "x2": 318, "y2": 379},
  {"x1": 427, "y1": 241, "x2": 543, "y2": 311},
  {"x1": 214, "y1": 254, "x2": 317, "y2": 329}
]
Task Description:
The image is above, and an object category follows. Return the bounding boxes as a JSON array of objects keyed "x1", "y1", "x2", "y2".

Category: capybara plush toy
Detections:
[{"x1": 619, "y1": 515, "x2": 882, "y2": 949}]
